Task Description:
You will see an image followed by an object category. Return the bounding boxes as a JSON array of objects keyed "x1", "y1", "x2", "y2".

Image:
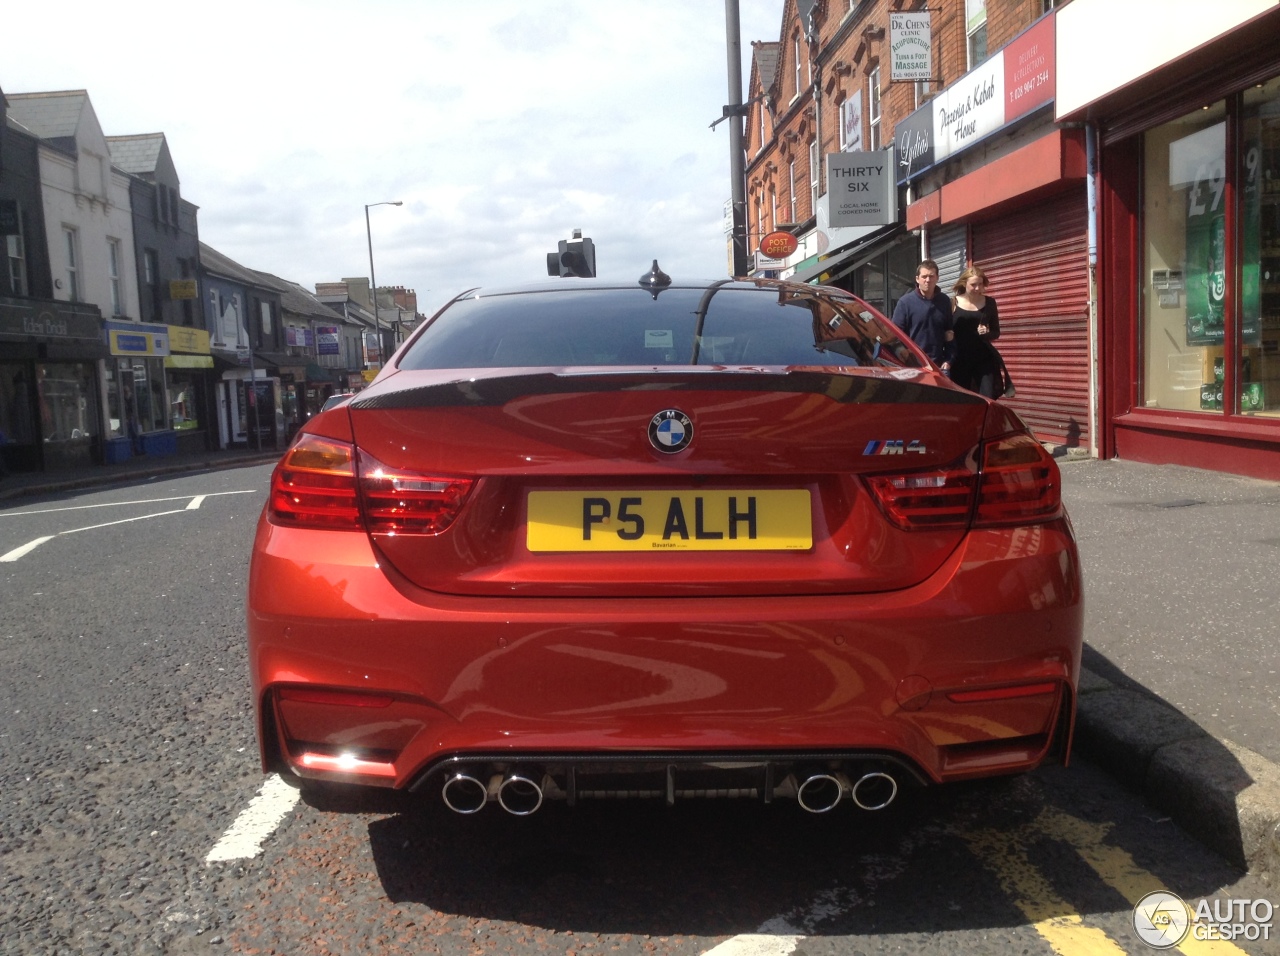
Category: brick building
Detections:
[{"x1": 745, "y1": 0, "x2": 1078, "y2": 448}]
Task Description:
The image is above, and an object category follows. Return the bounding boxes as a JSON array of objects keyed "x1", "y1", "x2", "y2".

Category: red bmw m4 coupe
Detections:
[{"x1": 247, "y1": 267, "x2": 1082, "y2": 817}]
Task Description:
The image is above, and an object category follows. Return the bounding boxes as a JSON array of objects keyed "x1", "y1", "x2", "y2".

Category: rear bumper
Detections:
[{"x1": 247, "y1": 514, "x2": 1083, "y2": 792}]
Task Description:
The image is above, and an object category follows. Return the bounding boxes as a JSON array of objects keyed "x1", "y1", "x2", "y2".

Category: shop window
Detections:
[
  {"x1": 108, "y1": 238, "x2": 123, "y2": 316},
  {"x1": 168, "y1": 371, "x2": 202, "y2": 431},
  {"x1": 793, "y1": 33, "x2": 802, "y2": 101},
  {"x1": 36, "y1": 363, "x2": 97, "y2": 443},
  {"x1": 868, "y1": 67, "x2": 882, "y2": 150},
  {"x1": 966, "y1": 0, "x2": 988, "y2": 69},
  {"x1": 1241, "y1": 77, "x2": 1280, "y2": 418},
  {"x1": 788, "y1": 159, "x2": 797, "y2": 222},
  {"x1": 6, "y1": 234, "x2": 25, "y2": 297},
  {"x1": 0, "y1": 363, "x2": 36, "y2": 445},
  {"x1": 809, "y1": 139, "x2": 820, "y2": 214},
  {"x1": 114, "y1": 358, "x2": 169, "y2": 439},
  {"x1": 145, "y1": 248, "x2": 161, "y2": 320},
  {"x1": 63, "y1": 227, "x2": 80, "y2": 302},
  {"x1": 1142, "y1": 101, "x2": 1228, "y2": 413}
]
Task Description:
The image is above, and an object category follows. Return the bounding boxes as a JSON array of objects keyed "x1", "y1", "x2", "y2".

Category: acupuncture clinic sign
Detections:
[
  {"x1": 894, "y1": 13, "x2": 1055, "y2": 184},
  {"x1": 825, "y1": 149, "x2": 897, "y2": 227}
]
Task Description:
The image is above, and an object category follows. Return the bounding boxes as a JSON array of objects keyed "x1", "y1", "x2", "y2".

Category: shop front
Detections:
[
  {"x1": 898, "y1": 12, "x2": 1091, "y2": 450},
  {"x1": 165, "y1": 325, "x2": 215, "y2": 455},
  {"x1": 0, "y1": 297, "x2": 108, "y2": 473},
  {"x1": 1058, "y1": 0, "x2": 1280, "y2": 478},
  {"x1": 103, "y1": 320, "x2": 176, "y2": 462}
]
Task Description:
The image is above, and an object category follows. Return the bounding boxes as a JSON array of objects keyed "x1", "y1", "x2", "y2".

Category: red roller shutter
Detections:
[{"x1": 971, "y1": 193, "x2": 1090, "y2": 449}]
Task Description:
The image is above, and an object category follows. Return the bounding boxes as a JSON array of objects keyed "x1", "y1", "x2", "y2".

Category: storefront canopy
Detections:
[
  {"x1": 305, "y1": 363, "x2": 341, "y2": 383},
  {"x1": 788, "y1": 224, "x2": 905, "y2": 285}
]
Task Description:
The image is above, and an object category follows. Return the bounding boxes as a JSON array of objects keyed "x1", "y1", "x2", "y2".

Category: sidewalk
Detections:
[
  {"x1": 1058, "y1": 458, "x2": 1280, "y2": 880},
  {"x1": 0, "y1": 446, "x2": 281, "y2": 502},
  {"x1": 2, "y1": 449, "x2": 1277, "y2": 878}
]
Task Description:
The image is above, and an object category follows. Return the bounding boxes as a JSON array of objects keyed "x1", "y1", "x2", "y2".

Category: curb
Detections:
[
  {"x1": 0, "y1": 452, "x2": 281, "y2": 502},
  {"x1": 1074, "y1": 666, "x2": 1280, "y2": 881}
]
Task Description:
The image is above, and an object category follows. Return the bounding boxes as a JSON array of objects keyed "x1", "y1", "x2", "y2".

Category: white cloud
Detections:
[{"x1": 4, "y1": 0, "x2": 782, "y2": 315}]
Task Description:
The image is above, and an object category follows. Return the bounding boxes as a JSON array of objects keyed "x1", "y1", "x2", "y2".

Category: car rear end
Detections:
[{"x1": 247, "y1": 277, "x2": 1082, "y2": 815}]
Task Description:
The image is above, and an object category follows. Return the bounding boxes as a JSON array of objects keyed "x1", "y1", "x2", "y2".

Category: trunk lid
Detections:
[{"x1": 348, "y1": 367, "x2": 988, "y2": 597}]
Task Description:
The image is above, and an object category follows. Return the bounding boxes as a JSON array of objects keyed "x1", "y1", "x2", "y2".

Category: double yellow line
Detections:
[{"x1": 964, "y1": 806, "x2": 1250, "y2": 955}]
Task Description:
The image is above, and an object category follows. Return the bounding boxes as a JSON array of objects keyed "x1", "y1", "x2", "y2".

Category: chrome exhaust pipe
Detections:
[
  {"x1": 851, "y1": 771, "x2": 898, "y2": 810},
  {"x1": 441, "y1": 773, "x2": 488, "y2": 814},
  {"x1": 497, "y1": 774, "x2": 544, "y2": 816},
  {"x1": 796, "y1": 773, "x2": 843, "y2": 813}
]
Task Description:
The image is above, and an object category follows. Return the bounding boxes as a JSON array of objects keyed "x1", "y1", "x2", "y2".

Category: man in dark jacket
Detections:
[{"x1": 891, "y1": 259, "x2": 954, "y2": 372}]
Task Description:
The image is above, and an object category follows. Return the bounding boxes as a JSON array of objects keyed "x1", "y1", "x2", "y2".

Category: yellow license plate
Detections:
[{"x1": 526, "y1": 489, "x2": 812, "y2": 552}]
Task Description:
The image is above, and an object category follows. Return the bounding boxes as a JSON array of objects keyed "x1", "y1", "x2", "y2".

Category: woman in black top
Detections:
[{"x1": 949, "y1": 266, "x2": 1004, "y2": 398}]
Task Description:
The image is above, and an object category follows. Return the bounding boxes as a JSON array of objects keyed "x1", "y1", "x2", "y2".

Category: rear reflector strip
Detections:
[
  {"x1": 946, "y1": 682, "x2": 1058, "y2": 703},
  {"x1": 296, "y1": 751, "x2": 398, "y2": 778}
]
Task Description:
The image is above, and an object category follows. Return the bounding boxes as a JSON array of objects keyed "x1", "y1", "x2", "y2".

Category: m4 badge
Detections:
[{"x1": 863, "y1": 440, "x2": 928, "y2": 455}]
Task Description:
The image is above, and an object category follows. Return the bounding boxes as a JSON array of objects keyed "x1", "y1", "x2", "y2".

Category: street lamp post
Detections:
[{"x1": 365, "y1": 200, "x2": 403, "y2": 368}]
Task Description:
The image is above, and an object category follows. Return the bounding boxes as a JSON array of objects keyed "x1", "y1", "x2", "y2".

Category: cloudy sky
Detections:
[{"x1": 5, "y1": 1, "x2": 782, "y2": 317}]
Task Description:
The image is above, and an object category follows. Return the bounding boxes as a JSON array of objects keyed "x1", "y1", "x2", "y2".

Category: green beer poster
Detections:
[{"x1": 1182, "y1": 123, "x2": 1225, "y2": 345}]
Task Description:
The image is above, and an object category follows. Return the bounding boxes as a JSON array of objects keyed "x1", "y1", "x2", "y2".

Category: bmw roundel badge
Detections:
[{"x1": 649, "y1": 409, "x2": 693, "y2": 453}]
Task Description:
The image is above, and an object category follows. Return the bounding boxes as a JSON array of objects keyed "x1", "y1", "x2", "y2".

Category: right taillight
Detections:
[
  {"x1": 864, "y1": 433, "x2": 1061, "y2": 531},
  {"x1": 972, "y1": 434, "x2": 1062, "y2": 526}
]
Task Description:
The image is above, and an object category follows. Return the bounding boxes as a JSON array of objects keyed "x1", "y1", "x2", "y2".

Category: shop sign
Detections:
[
  {"x1": 1003, "y1": 15, "x2": 1054, "y2": 122},
  {"x1": 169, "y1": 279, "x2": 198, "y2": 300},
  {"x1": 840, "y1": 91, "x2": 863, "y2": 152},
  {"x1": 933, "y1": 55, "x2": 1004, "y2": 160},
  {"x1": 317, "y1": 325, "x2": 340, "y2": 356},
  {"x1": 896, "y1": 11, "x2": 1057, "y2": 183},
  {"x1": 285, "y1": 326, "x2": 314, "y2": 348},
  {"x1": 894, "y1": 107, "x2": 934, "y2": 182},
  {"x1": 106, "y1": 319, "x2": 170, "y2": 357},
  {"x1": 760, "y1": 231, "x2": 799, "y2": 259},
  {"x1": 0, "y1": 301, "x2": 103, "y2": 341},
  {"x1": 889, "y1": 12, "x2": 932, "y2": 82},
  {"x1": 166, "y1": 324, "x2": 210, "y2": 354},
  {"x1": 825, "y1": 149, "x2": 897, "y2": 227}
]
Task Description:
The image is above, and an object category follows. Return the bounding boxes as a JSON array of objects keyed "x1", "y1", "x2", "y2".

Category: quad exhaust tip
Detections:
[
  {"x1": 441, "y1": 773, "x2": 487, "y2": 814},
  {"x1": 440, "y1": 765, "x2": 901, "y2": 813}
]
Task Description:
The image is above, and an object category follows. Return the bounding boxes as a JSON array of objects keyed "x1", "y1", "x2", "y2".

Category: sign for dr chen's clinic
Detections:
[
  {"x1": 889, "y1": 12, "x2": 932, "y2": 82},
  {"x1": 825, "y1": 150, "x2": 897, "y2": 227}
]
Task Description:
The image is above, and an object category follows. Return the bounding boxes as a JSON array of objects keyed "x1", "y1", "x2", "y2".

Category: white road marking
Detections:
[
  {"x1": 2, "y1": 510, "x2": 185, "y2": 560},
  {"x1": 0, "y1": 536, "x2": 56, "y2": 562},
  {"x1": 0, "y1": 489, "x2": 258, "y2": 518},
  {"x1": 60, "y1": 509, "x2": 187, "y2": 534},
  {"x1": 702, "y1": 935, "x2": 802, "y2": 956},
  {"x1": 206, "y1": 774, "x2": 300, "y2": 863},
  {"x1": 0, "y1": 490, "x2": 257, "y2": 562}
]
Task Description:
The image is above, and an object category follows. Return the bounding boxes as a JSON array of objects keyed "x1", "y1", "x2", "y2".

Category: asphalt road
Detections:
[{"x1": 1, "y1": 463, "x2": 1276, "y2": 956}]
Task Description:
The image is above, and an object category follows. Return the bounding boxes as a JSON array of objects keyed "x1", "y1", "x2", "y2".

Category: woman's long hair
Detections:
[{"x1": 953, "y1": 265, "x2": 989, "y2": 297}]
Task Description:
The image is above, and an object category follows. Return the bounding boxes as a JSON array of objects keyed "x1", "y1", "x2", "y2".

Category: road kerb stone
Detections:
[{"x1": 1075, "y1": 667, "x2": 1280, "y2": 881}]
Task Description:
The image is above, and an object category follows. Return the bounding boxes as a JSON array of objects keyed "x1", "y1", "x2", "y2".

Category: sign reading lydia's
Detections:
[
  {"x1": 895, "y1": 11, "x2": 1057, "y2": 184},
  {"x1": 825, "y1": 150, "x2": 897, "y2": 227},
  {"x1": 889, "y1": 12, "x2": 932, "y2": 82}
]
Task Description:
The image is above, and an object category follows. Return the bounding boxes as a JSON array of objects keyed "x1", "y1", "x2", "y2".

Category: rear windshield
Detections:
[{"x1": 397, "y1": 286, "x2": 923, "y2": 371}]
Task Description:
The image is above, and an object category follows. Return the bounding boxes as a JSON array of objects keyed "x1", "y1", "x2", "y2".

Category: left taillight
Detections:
[
  {"x1": 357, "y1": 451, "x2": 474, "y2": 535},
  {"x1": 863, "y1": 433, "x2": 1062, "y2": 531},
  {"x1": 972, "y1": 433, "x2": 1062, "y2": 526},
  {"x1": 269, "y1": 434, "x2": 361, "y2": 529},
  {"x1": 267, "y1": 433, "x2": 475, "y2": 535}
]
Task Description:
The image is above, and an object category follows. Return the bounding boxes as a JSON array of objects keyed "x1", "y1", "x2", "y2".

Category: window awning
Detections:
[
  {"x1": 787, "y1": 224, "x2": 905, "y2": 285},
  {"x1": 305, "y1": 363, "x2": 340, "y2": 383}
]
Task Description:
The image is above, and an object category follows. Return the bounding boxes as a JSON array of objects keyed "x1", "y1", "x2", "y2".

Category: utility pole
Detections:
[{"x1": 725, "y1": 0, "x2": 749, "y2": 278}]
